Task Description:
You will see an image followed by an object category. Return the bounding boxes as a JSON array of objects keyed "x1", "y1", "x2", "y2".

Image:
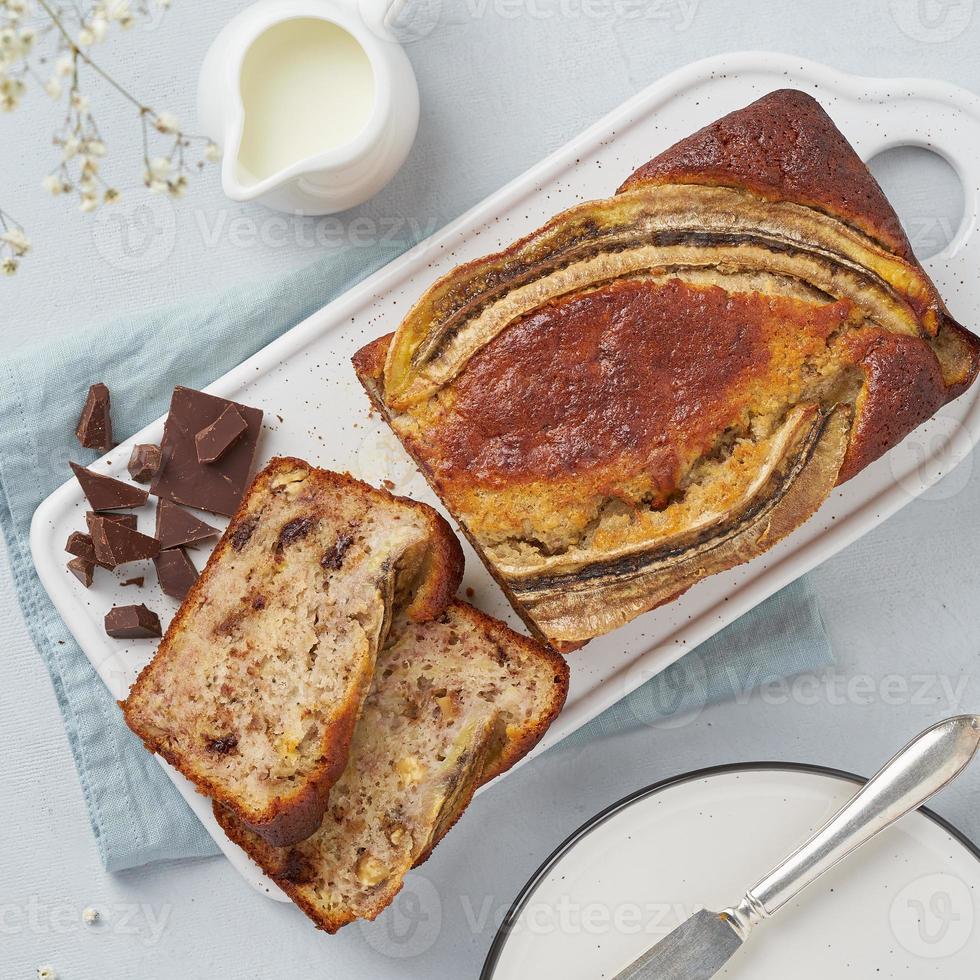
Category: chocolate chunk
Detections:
[
  {"x1": 70, "y1": 461, "x2": 148, "y2": 512},
  {"x1": 86, "y1": 511, "x2": 137, "y2": 534},
  {"x1": 195, "y1": 405, "x2": 248, "y2": 464},
  {"x1": 121, "y1": 576, "x2": 145, "y2": 587},
  {"x1": 89, "y1": 515, "x2": 160, "y2": 568},
  {"x1": 154, "y1": 499, "x2": 219, "y2": 550},
  {"x1": 67, "y1": 556, "x2": 94, "y2": 587},
  {"x1": 104, "y1": 604, "x2": 161, "y2": 639},
  {"x1": 321, "y1": 531, "x2": 354, "y2": 571},
  {"x1": 205, "y1": 735, "x2": 238, "y2": 754},
  {"x1": 276, "y1": 516, "x2": 318, "y2": 555},
  {"x1": 150, "y1": 387, "x2": 263, "y2": 517},
  {"x1": 75, "y1": 383, "x2": 113, "y2": 452},
  {"x1": 230, "y1": 515, "x2": 259, "y2": 551},
  {"x1": 128, "y1": 443, "x2": 162, "y2": 483},
  {"x1": 153, "y1": 548, "x2": 198, "y2": 601},
  {"x1": 66, "y1": 531, "x2": 98, "y2": 562}
]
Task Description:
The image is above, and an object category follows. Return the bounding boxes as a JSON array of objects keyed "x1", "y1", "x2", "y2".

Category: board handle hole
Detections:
[{"x1": 866, "y1": 146, "x2": 964, "y2": 260}]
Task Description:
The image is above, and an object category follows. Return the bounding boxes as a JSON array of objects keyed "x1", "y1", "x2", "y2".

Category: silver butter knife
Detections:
[{"x1": 613, "y1": 714, "x2": 980, "y2": 980}]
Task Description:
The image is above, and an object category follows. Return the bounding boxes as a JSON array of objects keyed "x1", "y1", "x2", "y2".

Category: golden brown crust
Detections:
[
  {"x1": 122, "y1": 457, "x2": 463, "y2": 847},
  {"x1": 214, "y1": 600, "x2": 569, "y2": 933},
  {"x1": 619, "y1": 89, "x2": 916, "y2": 262},
  {"x1": 353, "y1": 91, "x2": 980, "y2": 649}
]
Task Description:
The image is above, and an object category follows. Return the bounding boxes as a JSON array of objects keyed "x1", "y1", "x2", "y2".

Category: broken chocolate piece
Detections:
[
  {"x1": 121, "y1": 576, "x2": 145, "y2": 587},
  {"x1": 89, "y1": 515, "x2": 161, "y2": 568},
  {"x1": 154, "y1": 498, "x2": 219, "y2": 550},
  {"x1": 67, "y1": 556, "x2": 94, "y2": 587},
  {"x1": 104, "y1": 604, "x2": 161, "y2": 639},
  {"x1": 86, "y1": 511, "x2": 137, "y2": 534},
  {"x1": 150, "y1": 387, "x2": 263, "y2": 517},
  {"x1": 70, "y1": 461, "x2": 148, "y2": 511},
  {"x1": 154, "y1": 548, "x2": 198, "y2": 601},
  {"x1": 195, "y1": 405, "x2": 247, "y2": 464},
  {"x1": 66, "y1": 531, "x2": 98, "y2": 563},
  {"x1": 75, "y1": 382, "x2": 113, "y2": 452},
  {"x1": 128, "y1": 443, "x2": 162, "y2": 483}
]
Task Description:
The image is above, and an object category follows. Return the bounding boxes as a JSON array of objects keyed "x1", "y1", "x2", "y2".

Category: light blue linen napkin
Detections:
[{"x1": 0, "y1": 245, "x2": 834, "y2": 872}]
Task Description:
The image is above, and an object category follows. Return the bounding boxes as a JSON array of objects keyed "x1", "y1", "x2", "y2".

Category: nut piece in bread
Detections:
[
  {"x1": 123, "y1": 457, "x2": 463, "y2": 846},
  {"x1": 214, "y1": 600, "x2": 569, "y2": 933}
]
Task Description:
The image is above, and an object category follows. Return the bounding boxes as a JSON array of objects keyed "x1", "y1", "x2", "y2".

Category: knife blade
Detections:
[{"x1": 611, "y1": 909, "x2": 743, "y2": 980}]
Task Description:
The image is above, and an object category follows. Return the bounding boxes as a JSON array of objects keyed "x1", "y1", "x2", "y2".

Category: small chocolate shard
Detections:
[
  {"x1": 154, "y1": 498, "x2": 218, "y2": 550},
  {"x1": 70, "y1": 461, "x2": 148, "y2": 512},
  {"x1": 154, "y1": 548, "x2": 198, "y2": 601},
  {"x1": 75, "y1": 382, "x2": 113, "y2": 452},
  {"x1": 67, "y1": 556, "x2": 94, "y2": 587},
  {"x1": 66, "y1": 531, "x2": 98, "y2": 563},
  {"x1": 121, "y1": 576, "x2": 145, "y2": 587},
  {"x1": 195, "y1": 404, "x2": 247, "y2": 464},
  {"x1": 104, "y1": 603, "x2": 161, "y2": 639},
  {"x1": 128, "y1": 444, "x2": 162, "y2": 483},
  {"x1": 89, "y1": 515, "x2": 160, "y2": 568},
  {"x1": 86, "y1": 511, "x2": 137, "y2": 535},
  {"x1": 321, "y1": 531, "x2": 354, "y2": 571},
  {"x1": 150, "y1": 387, "x2": 263, "y2": 517},
  {"x1": 205, "y1": 735, "x2": 238, "y2": 754},
  {"x1": 230, "y1": 515, "x2": 259, "y2": 552},
  {"x1": 276, "y1": 516, "x2": 318, "y2": 555}
]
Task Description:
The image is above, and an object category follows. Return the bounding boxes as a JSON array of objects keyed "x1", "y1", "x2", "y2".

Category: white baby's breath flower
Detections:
[
  {"x1": 154, "y1": 110, "x2": 179, "y2": 135},
  {"x1": 0, "y1": 28, "x2": 16, "y2": 50},
  {"x1": 36, "y1": 967, "x2": 58, "y2": 980},
  {"x1": 78, "y1": 176, "x2": 97, "y2": 195},
  {"x1": 166, "y1": 174, "x2": 187, "y2": 198},
  {"x1": 79, "y1": 193, "x2": 99, "y2": 213},
  {"x1": 1, "y1": 227, "x2": 30, "y2": 254},
  {"x1": 41, "y1": 173, "x2": 63, "y2": 196},
  {"x1": 103, "y1": 187, "x2": 120, "y2": 204},
  {"x1": 44, "y1": 75, "x2": 62, "y2": 98},
  {"x1": 1, "y1": 257, "x2": 18, "y2": 275},
  {"x1": 62, "y1": 136, "x2": 81, "y2": 160},
  {"x1": 82, "y1": 906, "x2": 100, "y2": 925},
  {"x1": 71, "y1": 90, "x2": 90, "y2": 113},
  {"x1": 146, "y1": 178, "x2": 167, "y2": 194},
  {"x1": 204, "y1": 141, "x2": 222, "y2": 163},
  {"x1": 106, "y1": 0, "x2": 132, "y2": 26},
  {"x1": 146, "y1": 155, "x2": 172, "y2": 179},
  {"x1": 55, "y1": 53, "x2": 74, "y2": 76},
  {"x1": 90, "y1": 15, "x2": 109, "y2": 42},
  {"x1": 77, "y1": 26, "x2": 95, "y2": 46}
]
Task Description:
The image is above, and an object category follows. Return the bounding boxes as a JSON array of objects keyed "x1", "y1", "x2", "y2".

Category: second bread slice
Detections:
[{"x1": 123, "y1": 457, "x2": 463, "y2": 846}]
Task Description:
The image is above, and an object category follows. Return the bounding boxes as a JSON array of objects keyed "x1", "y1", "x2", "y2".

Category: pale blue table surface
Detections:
[{"x1": 3, "y1": 2, "x2": 979, "y2": 977}]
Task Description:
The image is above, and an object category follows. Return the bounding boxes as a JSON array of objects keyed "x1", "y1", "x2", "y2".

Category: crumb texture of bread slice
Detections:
[
  {"x1": 214, "y1": 600, "x2": 569, "y2": 932},
  {"x1": 123, "y1": 457, "x2": 463, "y2": 846}
]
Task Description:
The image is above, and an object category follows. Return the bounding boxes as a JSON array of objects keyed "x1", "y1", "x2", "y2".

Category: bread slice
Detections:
[
  {"x1": 353, "y1": 89, "x2": 980, "y2": 651},
  {"x1": 214, "y1": 600, "x2": 569, "y2": 932},
  {"x1": 123, "y1": 457, "x2": 463, "y2": 846}
]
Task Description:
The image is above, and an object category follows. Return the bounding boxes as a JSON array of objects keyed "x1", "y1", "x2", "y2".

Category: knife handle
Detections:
[{"x1": 726, "y1": 715, "x2": 980, "y2": 939}]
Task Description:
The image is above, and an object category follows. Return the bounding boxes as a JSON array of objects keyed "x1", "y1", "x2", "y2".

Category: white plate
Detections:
[
  {"x1": 482, "y1": 765, "x2": 980, "y2": 978},
  {"x1": 29, "y1": 52, "x2": 980, "y2": 899}
]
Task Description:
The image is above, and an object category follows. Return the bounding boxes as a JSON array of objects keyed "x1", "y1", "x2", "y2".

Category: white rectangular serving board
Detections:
[{"x1": 30, "y1": 52, "x2": 980, "y2": 902}]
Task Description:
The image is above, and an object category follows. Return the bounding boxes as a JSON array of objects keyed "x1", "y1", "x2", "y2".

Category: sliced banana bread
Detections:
[
  {"x1": 214, "y1": 600, "x2": 569, "y2": 932},
  {"x1": 123, "y1": 457, "x2": 463, "y2": 846}
]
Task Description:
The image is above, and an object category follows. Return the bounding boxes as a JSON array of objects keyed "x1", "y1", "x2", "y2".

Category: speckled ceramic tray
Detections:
[{"x1": 30, "y1": 53, "x2": 980, "y2": 901}]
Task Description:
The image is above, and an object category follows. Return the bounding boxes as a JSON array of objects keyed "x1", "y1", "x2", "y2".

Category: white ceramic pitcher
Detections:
[{"x1": 198, "y1": 0, "x2": 420, "y2": 214}]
